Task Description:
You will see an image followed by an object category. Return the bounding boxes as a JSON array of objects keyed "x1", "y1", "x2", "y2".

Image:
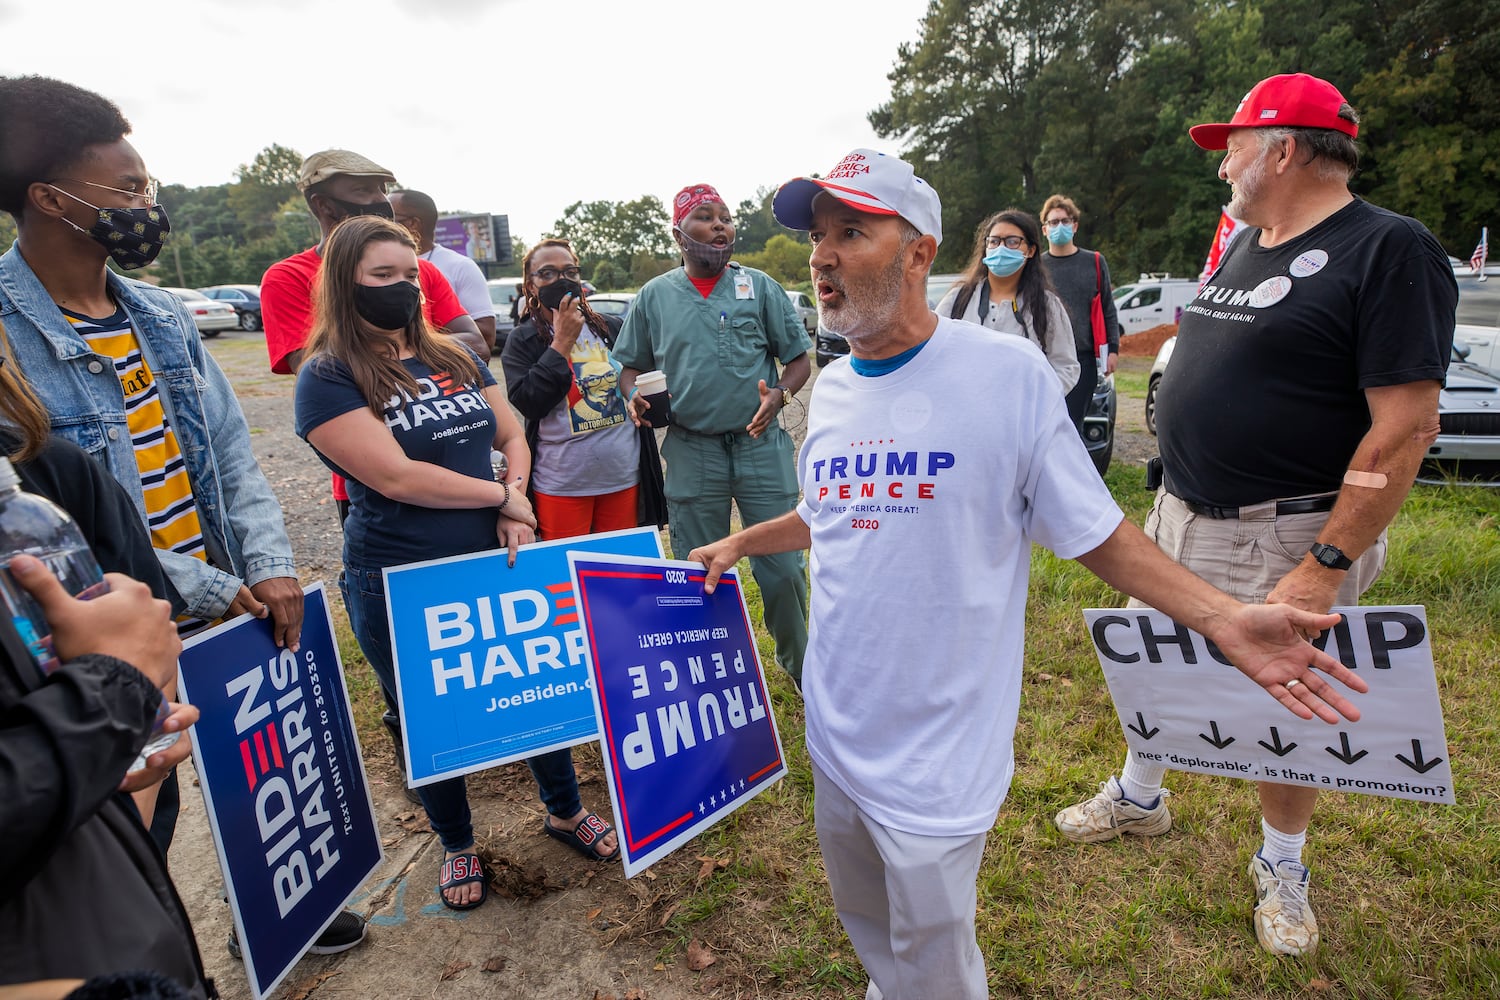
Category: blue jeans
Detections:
[{"x1": 340, "y1": 565, "x2": 583, "y2": 850}]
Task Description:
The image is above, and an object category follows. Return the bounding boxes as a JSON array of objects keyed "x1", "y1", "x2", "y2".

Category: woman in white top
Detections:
[{"x1": 936, "y1": 209, "x2": 1080, "y2": 393}]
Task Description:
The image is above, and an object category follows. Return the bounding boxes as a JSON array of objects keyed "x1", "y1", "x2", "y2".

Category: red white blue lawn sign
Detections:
[
  {"x1": 384, "y1": 527, "x2": 663, "y2": 786},
  {"x1": 178, "y1": 584, "x2": 381, "y2": 1000},
  {"x1": 1084, "y1": 605, "x2": 1454, "y2": 805},
  {"x1": 568, "y1": 553, "x2": 786, "y2": 877}
]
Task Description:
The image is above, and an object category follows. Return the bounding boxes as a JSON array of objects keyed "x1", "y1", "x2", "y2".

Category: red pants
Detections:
[{"x1": 533, "y1": 486, "x2": 639, "y2": 541}]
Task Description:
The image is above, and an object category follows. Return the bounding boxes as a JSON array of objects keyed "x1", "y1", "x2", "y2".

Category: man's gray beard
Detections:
[
  {"x1": 1227, "y1": 148, "x2": 1269, "y2": 220},
  {"x1": 816, "y1": 249, "x2": 907, "y2": 343}
]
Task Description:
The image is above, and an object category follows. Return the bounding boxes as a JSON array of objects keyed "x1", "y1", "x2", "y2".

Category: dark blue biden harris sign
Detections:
[
  {"x1": 178, "y1": 584, "x2": 381, "y2": 1000},
  {"x1": 567, "y1": 554, "x2": 786, "y2": 876}
]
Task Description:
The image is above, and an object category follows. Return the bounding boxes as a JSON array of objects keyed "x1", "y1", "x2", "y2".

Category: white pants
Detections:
[{"x1": 812, "y1": 761, "x2": 989, "y2": 1000}]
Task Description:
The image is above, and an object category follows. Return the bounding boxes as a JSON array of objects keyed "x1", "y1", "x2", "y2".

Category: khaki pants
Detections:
[{"x1": 1128, "y1": 490, "x2": 1386, "y2": 608}]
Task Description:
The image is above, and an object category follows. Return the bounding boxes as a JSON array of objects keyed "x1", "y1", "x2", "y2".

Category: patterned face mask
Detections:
[
  {"x1": 49, "y1": 185, "x2": 171, "y2": 270},
  {"x1": 675, "y1": 229, "x2": 735, "y2": 273}
]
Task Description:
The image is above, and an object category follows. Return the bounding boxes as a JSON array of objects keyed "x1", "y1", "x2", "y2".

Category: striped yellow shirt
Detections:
[{"x1": 64, "y1": 308, "x2": 208, "y2": 565}]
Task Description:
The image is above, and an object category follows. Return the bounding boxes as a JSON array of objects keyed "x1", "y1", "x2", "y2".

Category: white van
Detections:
[{"x1": 1112, "y1": 276, "x2": 1199, "y2": 336}]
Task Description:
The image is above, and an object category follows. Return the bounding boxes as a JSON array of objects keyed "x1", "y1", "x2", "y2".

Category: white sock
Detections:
[
  {"x1": 1260, "y1": 818, "x2": 1307, "y2": 867},
  {"x1": 1119, "y1": 755, "x2": 1167, "y2": 805}
]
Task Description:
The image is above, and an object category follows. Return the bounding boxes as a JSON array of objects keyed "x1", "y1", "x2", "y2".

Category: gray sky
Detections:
[{"x1": 2, "y1": 0, "x2": 931, "y2": 244}]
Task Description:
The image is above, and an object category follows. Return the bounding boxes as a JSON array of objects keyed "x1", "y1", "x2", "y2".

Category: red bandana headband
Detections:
[{"x1": 672, "y1": 183, "x2": 724, "y2": 228}]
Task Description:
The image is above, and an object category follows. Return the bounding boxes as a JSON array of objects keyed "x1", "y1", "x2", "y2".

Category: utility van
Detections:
[{"x1": 1111, "y1": 275, "x2": 1199, "y2": 336}]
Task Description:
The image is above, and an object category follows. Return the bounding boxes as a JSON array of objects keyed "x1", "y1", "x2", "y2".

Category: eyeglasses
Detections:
[
  {"x1": 531, "y1": 266, "x2": 582, "y2": 282},
  {"x1": 50, "y1": 178, "x2": 159, "y2": 206},
  {"x1": 1044, "y1": 218, "x2": 1073, "y2": 227},
  {"x1": 985, "y1": 235, "x2": 1027, "y2": 250}
]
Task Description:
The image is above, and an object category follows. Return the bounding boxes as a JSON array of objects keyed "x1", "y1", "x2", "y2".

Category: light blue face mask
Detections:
[
  {"x1": 984, "y1": 245, "x2": 1028, "y2": 277},
  {"x1": 1047, "y1": 222, "x2": 1075, "y2": 245}
]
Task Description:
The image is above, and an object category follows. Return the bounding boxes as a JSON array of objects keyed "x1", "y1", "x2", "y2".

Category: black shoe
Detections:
[
  {"x1": 227, "y1": 910, "x2": 367, "y2": 960},
  {"x1": 309, "y1": 910, "x2": 368, "y2": 955}
]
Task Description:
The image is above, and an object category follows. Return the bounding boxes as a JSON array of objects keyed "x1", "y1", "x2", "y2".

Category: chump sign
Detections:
[
  {"x1": 568, "y1": 554, "x2": 787, "y2": 877},
  {"x1": 384, "y1": 527, "x2": 664, "y2": 786},
  {"x1": 179, "y1": 584, "x2": 381, "y2": 1000},
  {"x1": 1084, "y1": 606, "x2": 1454, "y2": 805}
]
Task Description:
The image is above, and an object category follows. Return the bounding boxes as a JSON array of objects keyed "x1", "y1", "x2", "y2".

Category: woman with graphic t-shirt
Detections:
[
  {"x1": 500, "y1": 238, "x2": 666, "y2": 540},
  {"x1": 294, "y1": 218, "x2": 618, "y2": 910},
  {"x1": 936, "y1": 209, "x2": 1080, "y2": 393}
]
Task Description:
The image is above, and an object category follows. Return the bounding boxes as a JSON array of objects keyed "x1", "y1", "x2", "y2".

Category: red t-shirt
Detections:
[
  {"x1": 261, "y1": 246, "x2": 470, "y2": 499},
  {"x1": 260, "y1": 246, "x2": 468, "y2": 374}
]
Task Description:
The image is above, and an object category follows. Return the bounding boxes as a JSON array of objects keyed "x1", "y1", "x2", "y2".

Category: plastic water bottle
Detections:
[{"x1": 0, "y1": 456, "x2": 178, "y2": 771}]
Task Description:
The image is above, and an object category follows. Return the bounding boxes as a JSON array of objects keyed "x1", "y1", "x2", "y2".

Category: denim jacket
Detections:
[{"x1": 0, "y1": 244, "x2": 296, "y2": 618}]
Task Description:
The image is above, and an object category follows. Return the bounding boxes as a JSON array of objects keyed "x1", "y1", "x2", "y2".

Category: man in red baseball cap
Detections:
[{"x1": 1056, "y1": 73, "x2": 1458, "y2": 957}]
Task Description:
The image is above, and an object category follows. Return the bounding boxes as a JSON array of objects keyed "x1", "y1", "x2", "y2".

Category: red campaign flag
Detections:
[
  {"x1": 1470, "y1": 227, "x2": 1488, "y2": 275},
  {"x1": 1198, "y1": 209, "x2": 1244, "y2": 287}
]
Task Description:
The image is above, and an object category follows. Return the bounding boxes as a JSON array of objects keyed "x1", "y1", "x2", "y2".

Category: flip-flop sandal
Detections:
[
  {"x1": 437, "y1": 851, "x2": 488, "y2": 911},
  {"x1": 544, "y1": 812, "x2": 620, "y2": 862}
]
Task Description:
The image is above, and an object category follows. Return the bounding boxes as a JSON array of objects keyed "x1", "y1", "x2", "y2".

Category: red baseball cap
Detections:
[{"x1": 1189, "y1": 73, "x2": 1357, "y2": 150}]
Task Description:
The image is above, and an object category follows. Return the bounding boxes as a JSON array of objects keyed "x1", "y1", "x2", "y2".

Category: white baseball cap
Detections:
[{"x1": 773, "y1": 149, "x2": 943, "y2": 245}]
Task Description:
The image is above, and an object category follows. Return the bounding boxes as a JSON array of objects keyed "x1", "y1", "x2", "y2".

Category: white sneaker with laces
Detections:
[
  {"x1": 1249, "y1": 853, "x2": 1319, "y2": 956},
  {"x1": 1054, "y1": 776, "x2": 1172, "y2": 843}
]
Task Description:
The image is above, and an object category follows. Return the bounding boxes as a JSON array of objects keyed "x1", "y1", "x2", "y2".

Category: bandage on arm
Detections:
[{"x1": 1343, "y1": 469, "x2": 1388, "y2": 489}]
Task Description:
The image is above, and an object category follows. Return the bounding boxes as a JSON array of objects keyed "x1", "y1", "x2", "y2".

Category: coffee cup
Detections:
[{"x1": 635, "y1": 370, "x2": 671, "y2": 428}]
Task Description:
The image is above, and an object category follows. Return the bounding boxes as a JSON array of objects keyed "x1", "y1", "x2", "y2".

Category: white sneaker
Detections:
[
  {"x1": 1054, "y1": 776, "x2": 1172, "y2": 843},
  {"x1": 1248, "y1": 853, "x2": 1319, "y2": 956}
]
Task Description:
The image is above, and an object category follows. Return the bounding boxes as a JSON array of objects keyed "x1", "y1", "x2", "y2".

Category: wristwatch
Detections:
[
  {"x1": 772, "y1": 384, "x2": 792, "y2": 408},
  {"x1": 1309, "y1": 542, "x2": 1352, "y2": 570}
]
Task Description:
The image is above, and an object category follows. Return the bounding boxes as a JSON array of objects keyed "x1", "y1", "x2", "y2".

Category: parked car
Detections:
[
  {"x1": 1418, "y1": 343, "x2": 1500, "y2": 485},
  {"x1": 198, "y1": 284, "x2": 262, "y2": 331},
  {"x1": 162, "y1": 287, "x2": 237, "y2": 337},
  {"x1": 1144, "y1": 335, "x2": 1175, "y2": 436},
  {"x1": 1112, "y1": 276, "x2": 1199, "y2": 337},
  {"x1": 1083, "y1": 371, "x2": 1116, "y2": 475},
  {"x1": 588, "y1": 293, "x2": 637, "y2": 320},
  {"x1": 486, "y1": 278, "x2": 522, "y2": 353},
  {"x1": 813, "y1": 272, "x2": 964, "y2": 367},
  {"x1": 785, "y1": 289, "x2": 817, "y2": 335},
  {"x1": 1454, "y1": 322, "x2": 1499, "y2": 372}
]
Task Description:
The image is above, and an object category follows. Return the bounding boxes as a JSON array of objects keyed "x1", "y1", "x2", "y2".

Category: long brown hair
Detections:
[
  {"x1": 520, "y1": 239, "x2": 611, "y2": 340},
  {"x1": 0, "y1": 321, "x2": 52, "y2": 462},
  {"x1": 949, "y1": 209, "x2": 1054, "y2": 350},
  {"x1": 304, "y1": 216, "x2": 480, "y2": 415}
]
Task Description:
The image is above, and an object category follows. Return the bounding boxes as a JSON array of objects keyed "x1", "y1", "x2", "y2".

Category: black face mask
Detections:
[
  {"x1": 322, "y1": 195, "x2": 395, "y2": 221},
  {"x1": 49, "y1": 186, "x2": 171, "y2": 270},
  {"x1": 354, "y1": 280, "x2": 421, "y2": 330},
  {"x1": 537, "y1": 277, "x2": 583, "y2": 312}
]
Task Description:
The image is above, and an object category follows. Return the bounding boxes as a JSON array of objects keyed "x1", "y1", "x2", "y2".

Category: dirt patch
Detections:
[{"x1": 1118, "y1": 323, "x2": 1177, "y2": 357}]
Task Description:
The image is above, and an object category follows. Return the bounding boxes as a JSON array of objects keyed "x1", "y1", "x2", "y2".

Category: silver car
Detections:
[
  {"x1": 162, "y1": 287, "x2": 237, "y2": 338},
  {"x1": 785, "y1": 289, "x2": 817, "y2": 336}
]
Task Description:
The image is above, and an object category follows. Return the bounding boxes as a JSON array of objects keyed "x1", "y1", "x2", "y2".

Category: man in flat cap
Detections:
[
  {"x1": 689, "y1": 147, "x2": 1369, "y2": 998},
  {"x1": 1055, "y1": 73, "x2": 1456, "y2": 957},
  {"x1": 260, "y1": 149, "x2": 485, "y2": 377}
]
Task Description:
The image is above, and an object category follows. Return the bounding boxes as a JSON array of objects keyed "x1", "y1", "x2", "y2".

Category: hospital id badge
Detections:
[{"x1": 733, "y1": 272, "x2": 754, "y2": 299}]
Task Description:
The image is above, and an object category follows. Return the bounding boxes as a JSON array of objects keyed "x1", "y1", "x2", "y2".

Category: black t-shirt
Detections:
[
  {"x1": 294, "y1": 351, "x2": 500, "y2": 568},
  {"x1": 1158, "y1": 199, "x2": 1456, "y2": 507}
]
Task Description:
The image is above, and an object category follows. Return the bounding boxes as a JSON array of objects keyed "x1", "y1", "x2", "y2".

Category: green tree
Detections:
[
  {"x1": 736, "y1": 234, "x2": 813, "y2": 287},
  {"x1": 548, "y1": 196, "x2": 675, "y2": 274},
  {"x1": 733, "y1": 186, "x2": 805, "y2": 255},
  {"x1": 228, "y1": 144, "x2": 303, "y2": 241}
]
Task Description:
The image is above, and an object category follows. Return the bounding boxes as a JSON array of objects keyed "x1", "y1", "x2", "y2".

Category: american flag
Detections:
[{"x1": 1471, "y1": 227, "x2": 1489, "y2": 275}]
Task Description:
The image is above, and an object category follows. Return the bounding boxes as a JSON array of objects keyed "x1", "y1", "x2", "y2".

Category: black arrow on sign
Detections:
[
  {"x1": 1199, "y1": 721, "x2": 1235, "y2": 749},
  {"x1": 1395, "y1": 739, "x2": 1444, "y2": 774},
  {"x1": 1258, "y1": 727, "x2": 1298, "y2": 756},
  {"x1": 1127, "y1": 712, "x2": 1159, "y2": 740},
  {"x1": 1325, "y1": 732, "x2": 1368, "y2": 765}
]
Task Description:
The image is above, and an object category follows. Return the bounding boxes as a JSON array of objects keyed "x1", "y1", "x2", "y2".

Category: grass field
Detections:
[{"x1": 331, "y1": 374, "x2": 1499, "y2": 998}]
